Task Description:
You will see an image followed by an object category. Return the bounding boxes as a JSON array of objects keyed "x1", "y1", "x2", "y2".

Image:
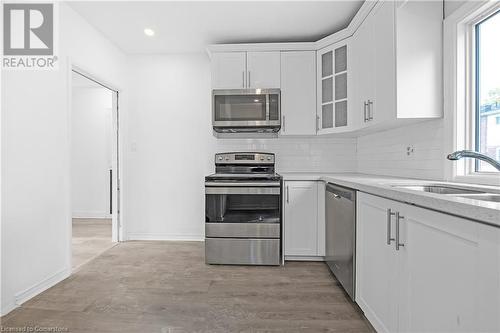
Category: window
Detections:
[
  {"x1": 446, "y1": 2, "x2": 500, "y2": 184},
  {"x1": 474, "y1": 10, "x2": 500, "y2": 173}
]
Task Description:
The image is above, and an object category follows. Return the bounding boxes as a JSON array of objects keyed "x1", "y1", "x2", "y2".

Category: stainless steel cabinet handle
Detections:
[
  {"x1": 248, "y1": 71, "x2": 251, "y2": 87},
  {"x1": 282, "y1": 115, "x2": 286, "y2": 132},
  {"x1": 242, "y1": 71, "x2": 245, "y2": 88},
  {"x1": 316, "y1": 115, "x2": 320, "y2": 131},
  {"x1": 368, "y1": 100, "x2": 374, "y2": 121},
  {"x1": 387, "y1": 209, "x2": 396, "y2": 245},
  {"x1": 286, "y1": 185, "x2": 289, "y2": 203},
  {"x1": 363, "y1": 101, "x2": 368, "y2": 122},
  {"x1": 395, "y1": 212, "x2": 405, "y2": 251}
]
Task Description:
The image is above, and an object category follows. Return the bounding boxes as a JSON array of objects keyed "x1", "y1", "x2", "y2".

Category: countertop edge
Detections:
[{"x1": 280, "y1": 173, "x2": 500, "y2": 228}]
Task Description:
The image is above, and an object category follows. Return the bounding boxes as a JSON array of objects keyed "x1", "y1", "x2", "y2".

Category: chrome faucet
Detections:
[{"x1": 447, "y1": 150, "x2": 500, "y2": 171}]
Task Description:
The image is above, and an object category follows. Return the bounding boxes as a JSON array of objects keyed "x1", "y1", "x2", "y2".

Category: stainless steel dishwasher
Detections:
[{"x1": 325, "y1": 183, "x2": 356, "y2": 301}]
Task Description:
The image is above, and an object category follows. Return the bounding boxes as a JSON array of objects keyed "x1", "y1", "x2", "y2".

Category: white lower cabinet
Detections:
[
  {"x1": 357, "y1": 192, "x2": 500, "y2": 333},
  {"x1": 284, "y1": 181, "x2": 324, "y2": 258},
  {"x1": 356, "y1": 194, "x2": 399, "y2": 332}
]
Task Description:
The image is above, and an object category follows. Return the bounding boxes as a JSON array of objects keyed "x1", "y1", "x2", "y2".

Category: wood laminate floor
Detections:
[
  {"x1": 1, "y1": 241, "x2": 374, "y2": 333},
  {"x1": 72, "y1": 218, "x2": 114, "y2": 270}
]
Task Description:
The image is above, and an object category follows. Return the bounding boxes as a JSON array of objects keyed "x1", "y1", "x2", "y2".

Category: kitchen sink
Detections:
[
  {"x1": 392, "y1": 184, "x2": 486, "y2": 195},
  {"x1": 457, "y1": 194, "x2": 500, "y2": 203}
]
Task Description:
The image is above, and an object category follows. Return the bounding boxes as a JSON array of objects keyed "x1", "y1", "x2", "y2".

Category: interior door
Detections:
[
  {"x1": 246, "y1": 51, "x2": 281, "y2": 88},
  {"x1": 111, "y1": 91, "x2": 120, "y2": 242}
]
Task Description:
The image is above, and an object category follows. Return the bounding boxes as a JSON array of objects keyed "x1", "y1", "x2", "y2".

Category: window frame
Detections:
[
  {"x1": 444, "y1": 1, "x2": 500, "y2": 186},
  {"x1": 474, "y1": 10, "x2": 499, "y2": 173}
]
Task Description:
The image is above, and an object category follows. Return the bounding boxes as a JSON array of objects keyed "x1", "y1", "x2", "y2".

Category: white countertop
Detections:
[{"x1": 281, "y1": 172, "x2": 500, "y2": 227}]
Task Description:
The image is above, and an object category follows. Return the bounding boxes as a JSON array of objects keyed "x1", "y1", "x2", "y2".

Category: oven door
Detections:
[
  {"x1": 205, "y1": 184, "x2": 281, "y2": 238},
  {"x1": 212, "y1": 89, "x2": 280, "y2": 129}
]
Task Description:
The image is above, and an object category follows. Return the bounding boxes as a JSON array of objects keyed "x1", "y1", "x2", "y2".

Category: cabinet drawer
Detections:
[{"x1": 205, "y1": 238, "x2": 280, "y2": 265}]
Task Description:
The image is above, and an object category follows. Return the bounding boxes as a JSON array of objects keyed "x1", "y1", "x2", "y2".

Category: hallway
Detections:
[{"x1": 72, "y1": 218, "x2": 114, "y2": 270}]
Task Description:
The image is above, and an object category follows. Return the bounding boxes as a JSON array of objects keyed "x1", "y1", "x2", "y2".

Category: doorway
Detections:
[{"x1": 70, "y1": 69, "x2": 120, "y2": 271}]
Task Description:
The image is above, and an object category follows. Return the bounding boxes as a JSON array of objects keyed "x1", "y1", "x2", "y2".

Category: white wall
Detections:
[
  {"x1": 71, "y1": 87, "x2": 113, "y2": 218},
  {"x1": 2, "y1": 65, "x2": 69, "y2": 315},
  {"x1": 1, "y1": 3, "x2": 128, "y2": 315},
  {"x1": 124, "y1": 54, "x2": 357, "y2": 241}
]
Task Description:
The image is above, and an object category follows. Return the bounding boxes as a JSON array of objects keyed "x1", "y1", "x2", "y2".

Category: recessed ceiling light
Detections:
[{"x1": 144, "y1": 28, "x2": 155, "y2": 37}]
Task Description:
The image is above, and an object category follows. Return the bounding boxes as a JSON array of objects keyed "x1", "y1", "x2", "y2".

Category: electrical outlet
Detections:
[{"x1": 406, "y1": 145, "x2": 415, "y2": 157}]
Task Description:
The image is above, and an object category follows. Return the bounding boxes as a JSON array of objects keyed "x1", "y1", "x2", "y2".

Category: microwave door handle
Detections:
[{"x1": 266, "y1": 94, "x2": 270, "y2": 121}]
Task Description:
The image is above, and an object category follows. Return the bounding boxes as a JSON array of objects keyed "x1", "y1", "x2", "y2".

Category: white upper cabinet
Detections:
[
  {"x1": 280, "y1": 51, "x2": 316, "y2": 136},
  {"x1": 246, "y1": 51, "x2": 281, "y2": 89},
  {"x1": 350, "y1": 12, "x2": 375, "y2": 129},
  {"x1": 210, "y1": 51, "x2": 280, "y2": 89},
  {"x1": 317, "y1": 39, "x2": 350, "y2": 134},
  {"x1": 211, "y1": 52, "x2": 246, "y2": 89},
  {"x1": 209, "y1": 0, "x2": 443, "y2": 135},
  {"x1": 395, "y1": 0, "x2": 443, "y2": 119},
  {"x1": 351, "y1": 0, "x2": 442, "y2": 131}
]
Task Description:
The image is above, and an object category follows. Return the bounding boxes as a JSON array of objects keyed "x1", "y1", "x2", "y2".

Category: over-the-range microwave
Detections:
[{"x1": 212, "y1": 89, "x2": 281, "y2": 133}]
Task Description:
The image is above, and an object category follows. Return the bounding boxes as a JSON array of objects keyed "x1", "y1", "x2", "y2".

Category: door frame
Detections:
[{"x1": 68, "y1": 63, "x2": 123, "y2": 271}]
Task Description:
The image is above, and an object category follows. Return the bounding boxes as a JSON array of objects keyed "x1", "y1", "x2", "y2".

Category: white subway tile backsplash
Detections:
[
  {"x1": 356, "y1": 119, "x2": 445, "y2": 180},
  {"x1": 212, "y1": 137, "x2": 357, "y2": 173}
]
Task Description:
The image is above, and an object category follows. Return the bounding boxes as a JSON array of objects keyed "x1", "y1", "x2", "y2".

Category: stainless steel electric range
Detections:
[{"x1": 205, "y1": 152, "x2": 282, "y2": 265}]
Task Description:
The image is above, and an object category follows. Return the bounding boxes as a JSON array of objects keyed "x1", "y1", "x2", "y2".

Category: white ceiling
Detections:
[{"x1": 68, "y1": 1, "x2": 364, "y2": 54}]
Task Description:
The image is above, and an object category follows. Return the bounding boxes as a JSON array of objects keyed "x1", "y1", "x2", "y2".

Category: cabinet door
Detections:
[
  {"x1": 350, "y1": 26, "x2": 365, "y2": 129},
  {"x1": 211, "y1": 52, "x2": 246, "y2": 89},
  {"x1": 317, "y1": 39, "x2": 350, "y2": 134},
  {"x1": 372, "y1": 0, "x2": 396, "y2": 125},
  {"x1": 356, "y1": 193, "x2": 399, "y2": 333},
  {"x1": 476, "y1": 223, "x2": 500, "y2": 332},
  {"x1": 284, "y1": 181, "x2": 318, "y2": 256},
  {"x1": 246, "y1": 51, "x2": 280, "y2": 88},
  {"x1": 280, "y1": 51, "x2": 316, "y2": 136},
  {"x1": 351, "y1": 9, "x2": 375, "y2": 128},
  {"x1": 397, "y1": 204, "x2": 482, "y2": 333},
  {"x1": 395, "y1": 0, "x2": 443, "y2": 119}
]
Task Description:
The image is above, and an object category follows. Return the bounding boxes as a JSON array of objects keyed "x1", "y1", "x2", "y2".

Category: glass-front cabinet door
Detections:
[{"x1": 317, "y1": 39, "x2": 350, "y2": 134}]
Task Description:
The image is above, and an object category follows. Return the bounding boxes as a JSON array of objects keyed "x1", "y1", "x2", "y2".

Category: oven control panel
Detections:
[{"x1": 215, "y1": 152, "x2": 275, "y2": 164}]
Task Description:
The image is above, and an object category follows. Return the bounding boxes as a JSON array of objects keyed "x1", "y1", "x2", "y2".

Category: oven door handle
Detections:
[
  {"x1": 205, "y1": 181, "x2": 280, "y2": 187},
  {"x1": 205, "y1": 187, "x2": 280, "y2": 195}
]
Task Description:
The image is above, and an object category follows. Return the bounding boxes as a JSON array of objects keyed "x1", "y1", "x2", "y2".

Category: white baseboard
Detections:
[
  {"x1": 285, "y1": 256, "x2": 325, "y2": 261},
  {"x1": 1, "y1": 301, "x2": 18, "y2": 317},
  {"x1": 72, "y1": 211, "x2": 110, "y2": 219},
  {"x1": 126, "y1": 233, "x2": 204, "y2": 242},
  {"x1": 14, "y1": 267, "x2": 71, "y2": 309}
]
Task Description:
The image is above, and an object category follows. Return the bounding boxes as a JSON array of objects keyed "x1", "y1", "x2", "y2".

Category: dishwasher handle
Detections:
[{"x1": 326, "y1": 183, "x2": 356, "y2": 202}]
